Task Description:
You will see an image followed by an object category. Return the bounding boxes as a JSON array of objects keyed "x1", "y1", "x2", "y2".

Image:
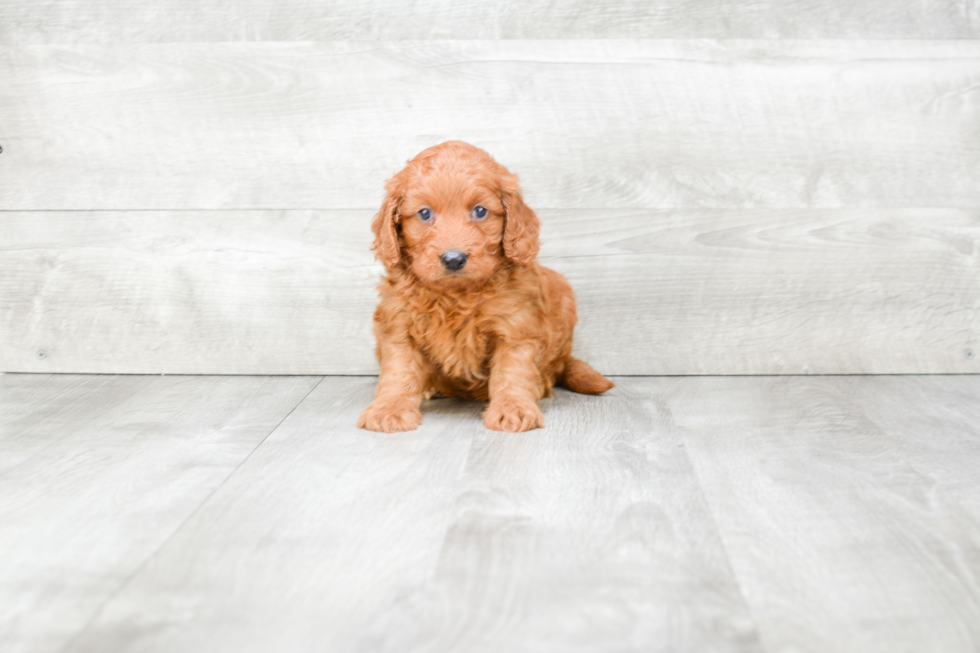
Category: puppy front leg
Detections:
[
  {"x1": 483, "y1": 342, "x2": 545, "y2": 432},
  {"x1": 358, "y1": 340, "x2": 428, "y2": 433}
]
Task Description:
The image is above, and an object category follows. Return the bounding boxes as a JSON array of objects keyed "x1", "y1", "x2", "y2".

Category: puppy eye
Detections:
[
  {"x1": 417, "y1": 208, "x2": 433, "y2": 222},
  {"x1": 471, "y1": 205, "x2": 488, "y2": 220}
]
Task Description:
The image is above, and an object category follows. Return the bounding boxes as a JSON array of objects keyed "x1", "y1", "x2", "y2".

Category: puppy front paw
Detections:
[
  {"x1": 483, "y1": 398, "x2": 544, "y2": 432},
  {"x1": 357, "y1": 400, "x2": 423, "y2": 432}
]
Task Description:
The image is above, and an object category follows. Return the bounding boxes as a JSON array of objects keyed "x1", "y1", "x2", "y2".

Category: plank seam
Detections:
[
  {"x1": 54, "y1": 375, "x2": 326, "y2": 653},
  {"x1": 663, "y1": 398, "x2": 772, "y2": 652}
]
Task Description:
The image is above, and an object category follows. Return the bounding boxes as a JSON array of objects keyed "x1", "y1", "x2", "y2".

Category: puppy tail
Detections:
[{"x1": 559, "y1": 358, "x2": 614, "y2": 395}]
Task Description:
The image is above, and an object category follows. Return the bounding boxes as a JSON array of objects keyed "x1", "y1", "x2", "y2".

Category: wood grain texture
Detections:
[
  {"x1": 0, "y1": 374, "x2": 319, "y2": 653},
  {"x1": 0, "y1": 210, "x2": 377, "y2": 374},
  {"x1": 361, "y1": 382, "x2": 760, "y2": 653},
  {"x1": 6, "y1": 374, "x2": 980, "y2": 653},
  {"x1": 556, "y1": 208, "x2": 980, "y2": 375},
  {"x1": 1, "y1": 0, "x2": 978, "y2": 43},
  {"x1": 2, "y1": 208, "x2": 977, "y2": 375},
  {"x1": 58, "y1": 376, "x2": 760, "y2": 653},
  {"x1": 1, "y1": 40, "x2": 977, "y2": 210},
  {"x1": 663, "y1": 375, "x2": 980, "y2": 653}
]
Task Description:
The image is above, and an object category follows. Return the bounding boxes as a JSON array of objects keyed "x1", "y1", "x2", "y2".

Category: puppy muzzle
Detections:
[{"x1": 440, "y1": 249, "x2": 468, "y2": 272}]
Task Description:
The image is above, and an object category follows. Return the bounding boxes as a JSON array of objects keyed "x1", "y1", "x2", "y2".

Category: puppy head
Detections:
[{"x1": 371, "y1": 141, "x2": 540, "y2": 287}]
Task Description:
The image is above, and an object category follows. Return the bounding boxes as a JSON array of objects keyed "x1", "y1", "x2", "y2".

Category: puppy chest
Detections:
[{"x1": 410, "y1": 313, "x2": 493, "y2": 382}]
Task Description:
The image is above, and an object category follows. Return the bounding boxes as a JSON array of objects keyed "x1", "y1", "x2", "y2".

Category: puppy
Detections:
[{"x1": 357, "y1": 141, "x2": 613, "y2": 433}]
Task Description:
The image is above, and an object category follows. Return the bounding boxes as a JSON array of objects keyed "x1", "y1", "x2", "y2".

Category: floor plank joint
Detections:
[{"x1": 1, "y1": 374, "x2": 978, "y2": 653}]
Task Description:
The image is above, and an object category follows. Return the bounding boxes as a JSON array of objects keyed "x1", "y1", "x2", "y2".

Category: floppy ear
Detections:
[
  {"x1": 371, "y1": 184, "x2": 402, "y2": 271},
  {"x1": 501, "y1": 175, "x2": 540, "y2": 265}
]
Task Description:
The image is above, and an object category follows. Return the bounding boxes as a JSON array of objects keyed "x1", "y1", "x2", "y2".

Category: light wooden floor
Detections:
[{"x1": 1, "y1": 374, "x2": 978, "y2": 653}]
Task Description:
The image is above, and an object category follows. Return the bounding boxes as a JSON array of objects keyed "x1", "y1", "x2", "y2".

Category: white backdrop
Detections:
[{"x1": 1, "y1": 2, "x2": 978, "y2": 374}]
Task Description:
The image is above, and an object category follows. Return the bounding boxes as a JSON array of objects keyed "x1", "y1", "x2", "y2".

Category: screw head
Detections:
[
  {"x1": 36, "y1": 350, "x2": 46, "y2": 360},
  {"x1": 967, "y1": 349, "x2": 976, "y2": 360}
]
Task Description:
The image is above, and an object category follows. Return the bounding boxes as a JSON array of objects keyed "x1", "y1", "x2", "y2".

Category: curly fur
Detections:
[{"x1": 357, "y1": 141, "x2": 613, "y2": 433}]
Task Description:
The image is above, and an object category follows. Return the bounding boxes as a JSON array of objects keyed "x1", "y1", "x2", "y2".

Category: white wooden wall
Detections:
[{"x1": 1, "y1": 2, "x2": 978, "y2": 375}]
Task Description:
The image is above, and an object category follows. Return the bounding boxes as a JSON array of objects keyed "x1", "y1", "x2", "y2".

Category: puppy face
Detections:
[
  {"x1": 399, "y1": 166, "x2": 507, "y2": 288},
  {"x1": 372, "y1": 141, "x2": 540, "y2": 288}
]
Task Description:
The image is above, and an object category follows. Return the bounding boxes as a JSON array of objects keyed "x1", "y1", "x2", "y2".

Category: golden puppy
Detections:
[{"x1": 358, "y1": 141, "x2": 613, "y2": 433}]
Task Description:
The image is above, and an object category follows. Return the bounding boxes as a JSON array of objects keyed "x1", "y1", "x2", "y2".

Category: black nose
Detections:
[{"x1": 440, "y1": 249, "x2": 468, "y2": 272}]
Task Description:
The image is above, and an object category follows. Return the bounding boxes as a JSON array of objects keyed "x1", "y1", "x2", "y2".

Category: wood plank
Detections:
[
  {"x1": 2, "y1": 208, "x2": 976, "y2": 375},
  {"x1": 664, "y1": 375, "x2": 980, "y2": 653},
  {"x1": 357, "y1": 381, "x2": 762, "y2": 652},
  {"x1": 557, "y1": 208, "x2": 980, "y2": 375},
  {"x1": 60, "y1": 377, "x2": 761, "y2": 653},
  {"x1": 0, "y1": 374, "x2": 320, "y2": 653},
  {"x1": 0, "y1": 374, "x2": 156, "y2": 474},
  {"x1": 0, "y1": 210, "x2": 377, "y2": 374},
  {"x1": 1, "y1": 0, "x2": 977, "y2": 43},
  {"x1": 59, "y1": 377, "x2": 483, "y2": 653},
  {"x1": 1, "y1": 40, "x2": 977, "y2": 210}
]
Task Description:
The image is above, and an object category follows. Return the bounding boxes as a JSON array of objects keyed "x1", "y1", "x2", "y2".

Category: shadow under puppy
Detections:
[{"x1": 358, "y1": 141, "x2": 613, "y2": 433}]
